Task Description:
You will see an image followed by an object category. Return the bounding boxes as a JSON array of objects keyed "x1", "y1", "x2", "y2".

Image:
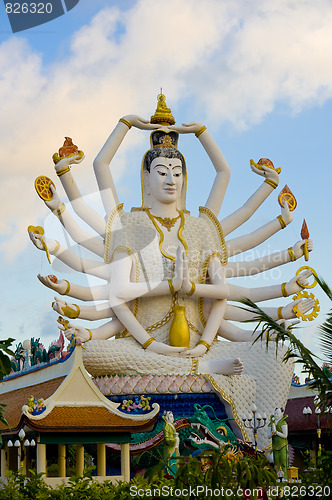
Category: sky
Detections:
[{"x1": 0, "y1": 0, "x2": 331, "y2": 381}]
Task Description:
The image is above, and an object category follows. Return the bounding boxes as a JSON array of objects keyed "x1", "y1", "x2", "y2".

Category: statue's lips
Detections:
[{"x1": 164, "y1": 188, "x2": 176, "y2": 193}]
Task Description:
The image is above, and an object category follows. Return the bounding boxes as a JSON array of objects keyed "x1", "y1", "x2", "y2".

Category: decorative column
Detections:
[
  {"x1": 97, "y1": 443, "x2": 106, "y2": 477},
  {"x1": 58, "y1": 444, "x2": 66, "y2": 477},
  {"x1": 1, "y1": 446, "x2": 8, "y2": 477},
  {"x1": 121, "y1": 442, "x2": 130, "y2": 482},
  {"x1": 36, "y1": 442, "x2": 47, "y2": 475},
  {"x1": 76, "y1": 444, "x2": 84, "y2": 476}
]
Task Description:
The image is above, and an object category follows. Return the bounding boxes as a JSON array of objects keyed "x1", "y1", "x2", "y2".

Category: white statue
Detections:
[{"x1": 29, "y1": 95, "x2": 313, "y2": 446}]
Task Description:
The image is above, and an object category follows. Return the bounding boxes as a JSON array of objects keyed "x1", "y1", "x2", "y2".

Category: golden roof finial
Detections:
[{"x1": 150, "y1": 92, "x2": 175, "y2": 126}]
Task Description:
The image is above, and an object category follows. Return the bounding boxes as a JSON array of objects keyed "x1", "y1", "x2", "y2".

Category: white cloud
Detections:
[{"x1": 1, "y1": 0, "x2": 332, "y2": 259}]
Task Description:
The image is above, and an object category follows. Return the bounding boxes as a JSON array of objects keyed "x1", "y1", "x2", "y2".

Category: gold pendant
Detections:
[
  {"x1": 169, "y1": 305, "x2": 190, "y2": 348},
  {"x1": 152, "y1": 214, "x2": 180, "y2": 231}
]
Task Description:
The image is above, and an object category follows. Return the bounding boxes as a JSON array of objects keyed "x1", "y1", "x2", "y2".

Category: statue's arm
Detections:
[
  {"x1": 44, "y1": 186, "x2": 105, "y2": 257},
  {"x1": 52, "y1": 297, "x2": 114, "y2": 321},
  {"x1": 54, "y1": 157, "x2": 106, "y2": 236},
  {"x1": 109, "y1": 247, "x2": 185, "y2": 301},
  {"x1": 170, "y1": 122, "x2": 230, "y2": 216},
  {"x1": 108, "y1": 256, "x2": 187, "y2": 354},
  {"x1": 94, "y1": 115, "x2": 160, "y2": 215},
  {"x1": 29, "y1": 231, "x2": 110, "y2": 279},
  {"x1": 220, "y1": 164, "x2": 280, "y2": 236},
  {"x1": 62, "y1": 318, "x2": 123, "y2": 343},
  {"x1": 225, "y1": 296, "x2": 314, "y2": 321},
  {"x1": 227, "y1": 269, "x2": 312, "y2": 303},
  {"x1": 217, "y1": 317, "x2": 296, "y2": 342},
  {"x1": 182, "y1": 257, "x2": 228, "y2": 357},
  {"x1": 226, "y1": 204, "x2": 293, "y2": 257},
  {"x1": 226, "y1": 239, "x2": 313, "y2": 276},
  {"x1": 37, "y1": 274, "x2": 109, "y2": 301},
  {"x1": 277, "y1": 423, "x2": 288, "y2": 439},
  {"x1": 197, "y1": 127, "x2": 231, "y2": 216}
]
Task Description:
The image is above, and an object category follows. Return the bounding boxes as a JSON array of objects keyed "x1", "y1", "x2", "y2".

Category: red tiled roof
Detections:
[
  {"x1": 0, "y1": 377, "x2": 65, "y2": 431},
  {"x1": 23, "y1": 406, "x2": 156, "y2": 433},
  {"x1": 285, "y1": 396, "x2": 331, "y2": 431}
]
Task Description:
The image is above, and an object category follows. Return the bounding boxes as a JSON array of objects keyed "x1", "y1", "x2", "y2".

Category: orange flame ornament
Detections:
[
  {"x1": 301, "y1": 219, "x2": 310, "y2": 261},
  {"x1": 278, "y1": 185, "x2": 297, "y2": 211}
]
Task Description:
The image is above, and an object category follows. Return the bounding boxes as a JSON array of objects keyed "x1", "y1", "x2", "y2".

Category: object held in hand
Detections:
[
  {"x1": 250, "y1": 157, "x2": 281, "y2": 174},
  {"x1": 278, "y1": 185, "x2": 297, "y2": 211},
  {"x1": 301, "y1": 219, "x2": 310, "y2": 261},
  {"x1": 292, "y1": 290, "x2": 320, "y2": 321},
  {"x1": 295, "y1": 266, "x2": 317, "y2": 289},
  {"x1": 52, "y1": 137, "x2": 84, "y2": 164},
  {"x1": 27, "y1": 225, "x2": 51, "y2": 264},
  {"x1": 34, "y1": 176, "x2": 55, "y2": 201}
]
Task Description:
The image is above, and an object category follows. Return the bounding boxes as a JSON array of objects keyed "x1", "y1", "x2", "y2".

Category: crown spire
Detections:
[{"x1": 150, "y1": 93, "x2": 175, "y2": 126}]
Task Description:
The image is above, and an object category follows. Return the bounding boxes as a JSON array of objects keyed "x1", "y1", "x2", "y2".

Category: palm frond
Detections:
[
  {"x1": 319, "y1": 312, "x2": 332, "y2": 365},
  {"x1": 240, "y1": 298, "x2": 332, "y2": 409}
]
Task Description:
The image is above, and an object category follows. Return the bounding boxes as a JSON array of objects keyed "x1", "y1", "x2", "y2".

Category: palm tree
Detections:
[{"x1": 241, "y1": 275, "x2": 332, "y2": 410}]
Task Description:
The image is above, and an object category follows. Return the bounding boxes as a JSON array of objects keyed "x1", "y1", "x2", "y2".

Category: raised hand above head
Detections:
[
  {"x1": 121, "y1": 115, "x2": 161, "y2": 131},
  {"x1": 169, "y1": 121, "x2": 203, "y2": 134}
]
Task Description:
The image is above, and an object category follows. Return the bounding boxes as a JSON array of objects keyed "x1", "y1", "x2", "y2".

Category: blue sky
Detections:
[{"x1": 0, "y1": 0, "x2": 331, "y2": 379}]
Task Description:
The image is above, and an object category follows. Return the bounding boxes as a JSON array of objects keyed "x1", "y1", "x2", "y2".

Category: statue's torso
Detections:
[{"x1": 104, "y1": 206, "x2": 227, "y2": 347}]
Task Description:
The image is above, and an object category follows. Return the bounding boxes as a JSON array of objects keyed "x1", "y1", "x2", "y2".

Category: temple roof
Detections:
[
  {"x1": 285, "y1": 396, "x2": 330, "y2": 432},
  {"x1": 0, "y1": 344, "x2": 159, "y2": 436}
]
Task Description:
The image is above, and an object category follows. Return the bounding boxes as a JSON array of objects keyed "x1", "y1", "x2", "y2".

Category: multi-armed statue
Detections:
[{"x1": 29, "y1": 94, "x2": 315, "y2": 448}]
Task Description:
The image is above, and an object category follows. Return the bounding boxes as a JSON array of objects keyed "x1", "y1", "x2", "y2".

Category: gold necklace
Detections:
[{"x1": 150, "y1": 213, "x2": 181, "y2": 231}]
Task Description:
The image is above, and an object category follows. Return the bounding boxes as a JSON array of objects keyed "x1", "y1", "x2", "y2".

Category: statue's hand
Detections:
[
  {"x1": 286, "y1": 269, "x2": 312, "y2": 295},
  {"x1": 29, "y1": 232, "x2": 58, "y2": 253},
  {"x1": 44, "y1": 185, "x2": 62, "y2": 211},
  {"x1": 180, "y1": 344, "x2": 206, "y2": 357},
  {"x1": 170, "y1": 121, "x2": 203, "y2": 134},
  {"x1": 293, "y1": 239, "x2": 313, "y2": 259},
  {"x1": 181, "y1": 250, "x2": 192, "y2": 294},
  {"x1": 281, "y1": 203, "x2": 293, "y2": 226},
  {"x1": 146, "y1": 341, "x2": 188, "y2": 356},
  {"x1": 54, "y1": 153, "x2": 85, "y2": 172},
  {"x1": 121, "y1": 115, "x2": 159, "y2": 131},
  {"x1": 173, "y1": 246, "x2": 184, "y2": 292},
  {"x1": 52, "y1": 297, "x2": 79, "y2": 319},
  {"x1": 37, "y1": 274, "x2": 68, "y2": 294},
  {"x1": 282, "y1": 298, "x2": 315, "y2": 319},
  {"x1": 251, "y1": 163, "x2": 279, "y2": 185},
  {"x1": 59, "y1": 324, "x2": 91, "y2": 343}
]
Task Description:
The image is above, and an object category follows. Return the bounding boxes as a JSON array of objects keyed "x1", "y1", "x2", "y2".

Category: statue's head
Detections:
[
  {"x1": 141, "y1": 130, "x2": 187, "y2": 210},
  {"x1": 274, "y1": 407, "x2": 284, "y2": 420},
  {"x1": 163, "y1": 410, "x2": 174, "y2": 424}
]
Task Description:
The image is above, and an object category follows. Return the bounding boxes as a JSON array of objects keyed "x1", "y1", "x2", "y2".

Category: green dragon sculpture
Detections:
[{"x1": 108, "y1": 403, "x2": 240, "y2": 468}]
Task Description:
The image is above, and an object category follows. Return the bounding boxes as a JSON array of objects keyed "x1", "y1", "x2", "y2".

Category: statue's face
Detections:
[
  {"x1": 274, "y1": 407, "x2": 282, "y2": 420},
  {"x1": 145, "y1": 156, "x2": 183, "y2": 205}
]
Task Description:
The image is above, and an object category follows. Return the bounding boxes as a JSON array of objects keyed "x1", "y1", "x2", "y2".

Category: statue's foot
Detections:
[{"x1": 200, "y1": 357, "x2": 243, "y2": 375}]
